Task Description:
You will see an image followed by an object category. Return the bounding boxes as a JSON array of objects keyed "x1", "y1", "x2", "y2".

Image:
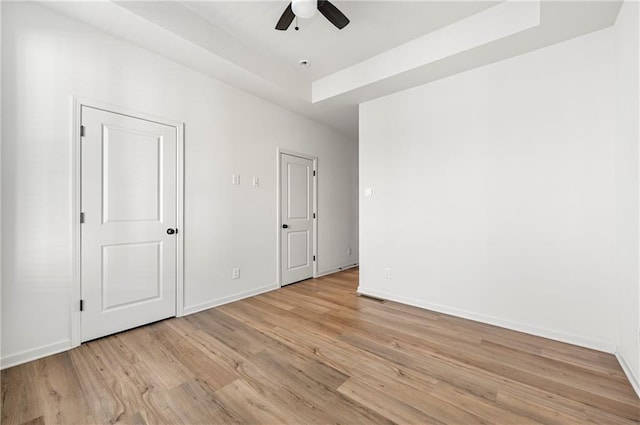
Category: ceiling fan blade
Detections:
[
  {"x1": 318, "y1": 0, "x2": 349, "y2": 29},
  {"x1": 275, "y1": 3, "x2": 295, "y2": 30}
]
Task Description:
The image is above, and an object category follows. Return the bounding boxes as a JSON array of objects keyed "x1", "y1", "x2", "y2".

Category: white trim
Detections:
[
  {"x1": 1, "y1": 340, "x2": 72, "y2": 370},
  {"x1": 276, "y1": 149, "x2": 282, "y2": 287},
  {"x1": 357, "y1": 286, "x2": 617, "y2": 354},
  {"x1": 72, "y1": 97, "x2": 184, "y2": 128},
  {"x1": 71, "y1": 96, "x2": 186, "y2": 347},
  {"x1": 176, "y1": 123, "x2": 185, "y2": 317},
  {"x1": 183, "y1": 284, "x2": 278, "y2": 316},
  {"x1": 276, "y1": 148, "x2": 319, "y2": 287},
  {"x1": 616, "y1": 351, "x2": 640, "y2": 399},
  {"x1": 316, "y1": 263, "x2": 359, "y2": 278},
  {"x1": 71, "y1": 98, "x2": 82, "y2": 348}
]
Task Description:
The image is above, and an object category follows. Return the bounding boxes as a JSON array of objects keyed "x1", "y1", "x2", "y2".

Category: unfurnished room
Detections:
[{"x1": 1, "y1": 0, "x2": 639, "y2": 423}]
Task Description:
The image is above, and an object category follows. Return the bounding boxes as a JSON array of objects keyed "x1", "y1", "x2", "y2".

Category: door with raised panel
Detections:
[
  {"x1": 280, "y1": 153, "x2": 314, "y2": 286},
  {"x1": 81, "y1": 106, "x2": 177, "y2": 342}
]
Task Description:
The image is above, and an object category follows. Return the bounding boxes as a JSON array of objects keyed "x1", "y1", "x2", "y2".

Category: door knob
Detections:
[
  {"x1": 166, "y1": 228, "x2": 177, "y2": 235},
  {"x1": 282, "y1": 224, "x2": 288, "y2": 229}
]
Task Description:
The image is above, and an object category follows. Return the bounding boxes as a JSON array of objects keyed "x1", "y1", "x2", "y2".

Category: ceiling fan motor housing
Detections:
[{"x1": 275, "y1": 0, "x2": 350, "y2": 31}]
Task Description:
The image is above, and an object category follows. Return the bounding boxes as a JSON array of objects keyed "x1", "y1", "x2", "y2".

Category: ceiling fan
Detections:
[{"x1": 275, "y1": 0, "x2": 350, "y2": 31}]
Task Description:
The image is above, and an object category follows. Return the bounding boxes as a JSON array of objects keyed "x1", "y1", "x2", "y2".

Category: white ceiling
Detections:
[
  {"x1": 178, "y1": 1, "x2": 500, "y2": 80},
  {"x1": 42, "y1": 1, "x2": 622, "y2": 139}
]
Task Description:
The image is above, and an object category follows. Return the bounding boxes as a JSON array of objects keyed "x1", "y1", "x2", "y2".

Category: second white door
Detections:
[
  {"x1": 280, "y1": 153, "x2": 315, "y2": 285},
  {"x1": 81, "y1": 106, "x2": 178, "y2": 342}
]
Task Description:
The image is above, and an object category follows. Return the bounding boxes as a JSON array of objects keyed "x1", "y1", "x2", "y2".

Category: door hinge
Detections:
[
  {"x1": 80, "y1": 299, "x2": 84, "y2": 311},
  {"x1": 80, "y1": 212, "x2": 85, "y2": 223},
  {"x1": 313, "y1": 213, "x2": 316, "y2": 219},
  {"x1": 313, "y1": 255, "x2": 316, "y2": 262},
  {"x1": 80, "y1": 125, "x2": 85, "y2": 137},
  {"x1": 313, "y1": 170, "x2": 316, "y2": 177}
]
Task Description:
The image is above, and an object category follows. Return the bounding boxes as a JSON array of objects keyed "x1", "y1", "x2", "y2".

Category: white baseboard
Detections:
[
  {"x1": 316, "y1": 263, "x2": 359, "y2": 278},
  {"x1": 1, "y1": 339, "x2": 72, "y2": 370},
  {"x1": 616, "y1": 351, "x2": 640, "y2": 399},
  {"x1": 357, "y1": 286, "x2": 617, "y2": 354},
  {"x1": 182, "y1": 283, "x2": 278, "y2": 316}
]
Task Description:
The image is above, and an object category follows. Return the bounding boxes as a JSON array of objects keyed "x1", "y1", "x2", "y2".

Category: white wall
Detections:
[
  {"x1": 614, "y1": 0, "x2": 640, "y2": 394},
  {"x1": 359, "y1": 27, "x2": 618, "y2": 351},
  {"x1": 1, "y1": 2, "x2": 358, "y2": 366}
]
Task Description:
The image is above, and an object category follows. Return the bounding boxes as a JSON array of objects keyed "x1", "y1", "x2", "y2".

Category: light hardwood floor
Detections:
[{"x1": 2, "y1": 268, "x2": 639, "y2": 424}]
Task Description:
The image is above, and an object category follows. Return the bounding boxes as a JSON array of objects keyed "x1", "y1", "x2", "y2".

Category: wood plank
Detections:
[
  {"x1": 29, "y1": 353, "x2": 91, "y2": 425},
  {"x1": 338, "y1": 378, "x2": 446, "y2": 425},
  {"x1": 1, "y1": 362, "x2": 44, "y2": 425},
  {"x1": 146, "y1": 322, "x2": 239, "y2": 391}
]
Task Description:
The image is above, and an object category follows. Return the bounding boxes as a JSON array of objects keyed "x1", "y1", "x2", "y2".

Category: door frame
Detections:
[
  {"x1": 276, "y1": 148, "x2": 318, "y2": 287},
  {"x1": 70, "y1": 97, "x2": 185, "y2": 348}
]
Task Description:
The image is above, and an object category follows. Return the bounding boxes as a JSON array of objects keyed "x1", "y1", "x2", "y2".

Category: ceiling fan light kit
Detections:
[
  {"x1": 292, "y1": 0, "x2": 317, "y2": 19},
  {"x1": 275, "y1": 0, "x2": 350, "y2": 31}
]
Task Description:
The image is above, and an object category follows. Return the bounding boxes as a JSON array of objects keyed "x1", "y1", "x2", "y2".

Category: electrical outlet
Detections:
[
  {"x1": 232, "y1": 268, "x2": 240, "y2": 279},
  {"x1": 232, "y1": 174, "x2": 240, "y2": 185},
  {"x1": 252, "y1": 177, "x2": 259, "y2": 187},
  {"x1": 347, "y1": 247, "x2": 352, "y2": 255},
  {"x1": 383, "y1": 267, "x2": 391, "y2": 278}
]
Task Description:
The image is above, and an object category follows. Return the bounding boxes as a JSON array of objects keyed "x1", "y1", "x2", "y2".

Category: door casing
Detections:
[
  {"x1": 71, "y1": 97, "x2": 185, "y2": 347},
  {"x1": 277, "y1": 148, "x2": 318, "y2": 287}
]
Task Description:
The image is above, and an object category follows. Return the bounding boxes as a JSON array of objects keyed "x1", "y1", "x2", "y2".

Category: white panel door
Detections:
[
  {"x1": 281, "y1": 153, "x2": 314, "y2": 285},
  {"x1": 81, "y1": 106, "x2": 177, "y2": 342}
]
